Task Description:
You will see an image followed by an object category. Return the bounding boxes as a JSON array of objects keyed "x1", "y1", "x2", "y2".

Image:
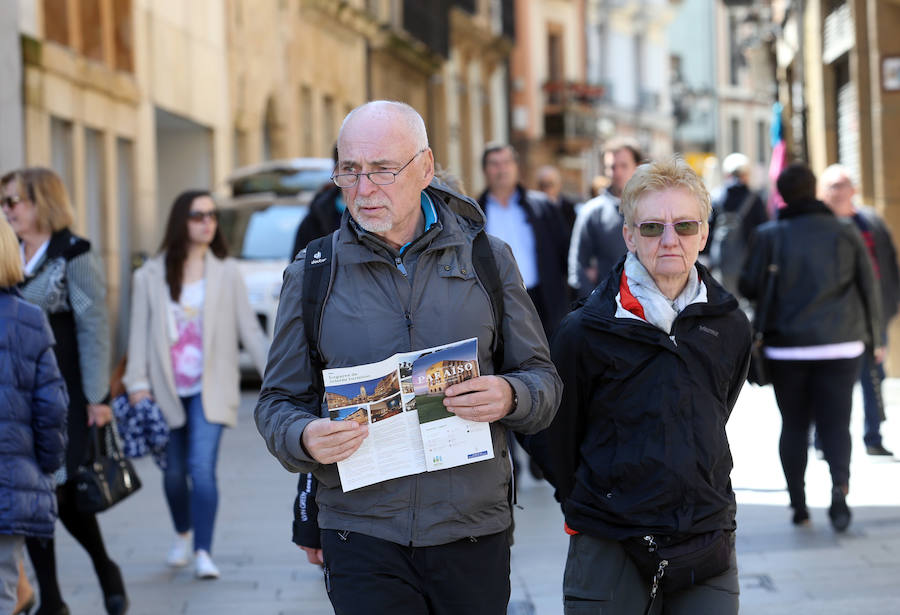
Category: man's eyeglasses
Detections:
[
  {"x1": 187, "y1": 210, "x2": 219, "y2": 222},
  {"x1": 636, "y1": 220, "x2": 702, "y2": 237},
  {"x1": 331, "y1": 149, "x2": 425, "y2": 189},
  {"x1": 1, "y1": 195, "x2": 22, "y2": 210}
]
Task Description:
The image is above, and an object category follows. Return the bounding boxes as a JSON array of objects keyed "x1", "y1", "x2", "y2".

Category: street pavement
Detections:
[{"x1": 44, "y1": 379, "x2": 900, "y2": 614}]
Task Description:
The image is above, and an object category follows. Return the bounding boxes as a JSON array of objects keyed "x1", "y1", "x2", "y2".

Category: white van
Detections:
[{"x1": 218, "y1": 158, "x2": 334, "y2": 375}]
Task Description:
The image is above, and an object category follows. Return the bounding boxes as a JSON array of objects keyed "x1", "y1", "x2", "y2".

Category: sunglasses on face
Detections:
[
  {"x1": 187, "y1": 210, "x2": 218, "y2": 222},
  {"x1": 1, "y1": 195, "x2": 22, "y2": 210},
  {"x1": 636, "y1": 220, "x2": 702, "y2": 237}
]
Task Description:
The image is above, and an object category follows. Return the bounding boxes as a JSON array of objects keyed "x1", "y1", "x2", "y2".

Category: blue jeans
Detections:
[
  {"x1": 859, "y1": 350, "x2": 885, "y2": 447},
  {"x1": 164, "y1": 394, "x2": 223, "y2": 553}
]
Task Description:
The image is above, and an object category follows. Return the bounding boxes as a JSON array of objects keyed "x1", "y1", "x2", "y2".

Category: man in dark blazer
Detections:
[{"x1": 477, "y1": 143, "x2": 570, "y2": 339}]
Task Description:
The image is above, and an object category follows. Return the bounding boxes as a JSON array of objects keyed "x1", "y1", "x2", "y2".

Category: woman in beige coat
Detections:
[{"x1": 123, "y1": 190, "x2": 267, "y2": 580}]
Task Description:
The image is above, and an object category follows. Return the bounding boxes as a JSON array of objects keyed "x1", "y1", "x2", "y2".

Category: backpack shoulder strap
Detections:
[
  {"x1": 471, "y1": 230, "x2": 505, "y2": 372},
  {"x1": 736, "y1": 189, "x2": 758, "y2": 220},
  {"x1": 302, "y1": 231, "x2": 339, "y2": 370}
]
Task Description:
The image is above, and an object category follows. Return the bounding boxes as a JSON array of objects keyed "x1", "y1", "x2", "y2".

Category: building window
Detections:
[
  {"x1": 50, "y1": 117, "x2": 74, "y2": 204},
  {"x1": 634, "y1": 33, "x2": 645, "y2": 106},
  {"x1": 596, "y1": 22, "x2": 608, "y2": 85},
  {"x1": 730, "y1": 117, "x2": 741, "y2": 155},
  {"x1": 78, "y1": 0, "x2": 105, "y2": 62},
  {"x1": 547, "y1": 26, "x2": 564, "y2": 104},
  {"x1": 43, "y1": 0, "x2": 70, "y2": 47},
  {"x1": 728, "y1": 13, "x2": 740, "y2": 86},
  {"x1": 322, "y1": 95, "x2": 336, "y2": 156},
  {"x1": 262, "y1": 98, "x2": 277, "y2": 161},
  {"x1": 756, "y1": 120, "x2": 767, "y2": 164},
  {"x1": 300, "y1": 86, "x2": 313, "y2": 156},
  {"x1": 112, "y1": 0, "x2": 133, "y2": 72},
  {"x1": 84, "y1": 127, "x2": 106, "y2": 252}
]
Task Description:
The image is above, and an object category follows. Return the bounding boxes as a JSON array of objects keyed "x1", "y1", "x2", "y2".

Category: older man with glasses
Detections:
[{"x1": 255, "y1": 100, "x2": 561, "y2": 615}]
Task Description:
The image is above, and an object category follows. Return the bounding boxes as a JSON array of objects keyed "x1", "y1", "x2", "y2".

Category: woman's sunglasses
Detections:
[
  {"x1": 187, "y1": 210, "x2": 219, "y2": 222},
  {"x1": 636, "y1": 220, "x2": 701, "y2": 237},
  {"x1": 1, "y1": 195, "x2": 22, "y2": 210}
]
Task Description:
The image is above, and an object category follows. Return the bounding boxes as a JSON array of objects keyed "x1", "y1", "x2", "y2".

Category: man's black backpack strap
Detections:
[
  {"x1": 302, "y1": 231, "x2": 339, "y2": 371},
  {"x1": 471, "y1": 230, "x2": 505, "y2": 373}
]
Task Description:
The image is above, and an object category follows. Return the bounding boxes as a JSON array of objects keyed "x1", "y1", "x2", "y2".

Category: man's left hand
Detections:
[
  {"x1": 87, "y1": 403, "x2": 113, "y2": 427},
  {"x1": 298, "y1": 545, "x2": 324, "y2": 566},
  {"x1": 443, "y1": 376, "x2": 515, "y2": 423}
]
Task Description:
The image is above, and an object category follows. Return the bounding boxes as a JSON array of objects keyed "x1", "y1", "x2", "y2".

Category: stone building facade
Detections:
[{"x1": 5, "y1": 0, "x2": 514, "y2": 358}]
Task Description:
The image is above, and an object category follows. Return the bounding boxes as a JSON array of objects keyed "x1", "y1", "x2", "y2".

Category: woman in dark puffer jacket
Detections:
[{"x1": 0, "y1": 216, "x2": 68, "y2": 615}]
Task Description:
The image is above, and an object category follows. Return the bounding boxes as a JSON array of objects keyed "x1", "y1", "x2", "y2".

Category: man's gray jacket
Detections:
[
  {"x1": 255, "y1": 181, "x2": 562, "y2": 547},
  {"x1": 568, "y1": 189, "x2": 627, "y2": 298}
]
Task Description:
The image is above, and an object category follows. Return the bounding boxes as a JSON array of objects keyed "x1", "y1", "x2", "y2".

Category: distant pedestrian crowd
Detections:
[{"x1": 1, "y1": 99, "x2": 895, "y2": 615}]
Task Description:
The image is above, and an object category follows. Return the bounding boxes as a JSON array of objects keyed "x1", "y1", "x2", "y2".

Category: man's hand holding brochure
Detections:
[{"x1": 315, "y1": 338, "x2": 499, "y2": 492}]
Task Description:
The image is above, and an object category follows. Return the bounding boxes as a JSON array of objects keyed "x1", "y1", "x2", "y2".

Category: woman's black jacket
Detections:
[
  {"x1": 738, "y1": 199, "x2": 881, "y2": 349},
  {"x1": 527, "y1": 258, "x2": 751, "y2": 540}
]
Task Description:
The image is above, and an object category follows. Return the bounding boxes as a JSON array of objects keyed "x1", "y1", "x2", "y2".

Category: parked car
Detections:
[{"x1": 218, "y1": 158, "x2": 334, "y2": 375}]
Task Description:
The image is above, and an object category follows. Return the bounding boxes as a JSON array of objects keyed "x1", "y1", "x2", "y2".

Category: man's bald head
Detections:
[
  {"x1": 536, "y1": 166, "x2": 562, "y2": 200},
  {"x1": 338, "y1": 101, "x2": 429, "y2": 154},
  {"x1": 819, "y1": 164, "x2": 856, "y2": 217}
]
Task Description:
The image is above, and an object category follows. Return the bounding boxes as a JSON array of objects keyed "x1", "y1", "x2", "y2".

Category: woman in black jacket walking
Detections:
[
  {"x1": 530, "y1": 158, "x2": 751, "y2": 614},
  {"x1": 739, "y1": 162, "x2": 882, "y2": 532}
]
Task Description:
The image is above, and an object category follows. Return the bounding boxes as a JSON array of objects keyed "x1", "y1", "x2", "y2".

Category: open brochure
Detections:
[{"x1": 323, "y1": 337, "x2": 495, "y2": 492}]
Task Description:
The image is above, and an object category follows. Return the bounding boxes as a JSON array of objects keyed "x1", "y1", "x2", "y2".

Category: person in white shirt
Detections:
[{"x1": 477, "y1": 143, "x2": 570, "y2": 339}]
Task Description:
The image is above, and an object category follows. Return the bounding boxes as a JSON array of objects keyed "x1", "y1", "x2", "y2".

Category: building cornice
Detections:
[
  {"x1": 21, "y1": 35, "x2": 140, "y2": 107},
  {"x1": 302, "y1": 0, "x2": 442, "y2": 74},
  {"x1": 301, "y1": 0, "x2": 382, "y2": 40},
  {"x1": 449, "y1": 6, "x2": 513, "y2": 66}
]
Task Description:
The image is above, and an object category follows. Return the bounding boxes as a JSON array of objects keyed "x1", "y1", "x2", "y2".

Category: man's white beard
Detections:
[{"x1": 352, "y1": 197, "x2": 393, "y2": 233}]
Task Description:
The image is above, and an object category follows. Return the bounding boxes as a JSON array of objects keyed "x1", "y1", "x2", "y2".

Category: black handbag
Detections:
[
  {"x1": 747, "y1": 227, "x2": 782, "y2": 386},
  {"x1": 72, "y1": 424, "x2": 142, "y2": 514},
  {"x1": 621, "y1": 530, "x2": 733, "y2": 614}
]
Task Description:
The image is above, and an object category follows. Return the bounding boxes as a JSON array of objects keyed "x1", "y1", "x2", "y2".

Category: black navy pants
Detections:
[
  {"x1": 769, "y1": 356, "x2": 861, "y2": 509},
  {"x1": 321, "y1": 528, "x2": 510, "y2": 615}
]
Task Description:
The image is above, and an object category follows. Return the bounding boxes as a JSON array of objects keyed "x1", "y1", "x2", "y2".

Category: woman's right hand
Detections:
[{"x1": 129, "y1": 390, "x2": 153, "y2": 406}]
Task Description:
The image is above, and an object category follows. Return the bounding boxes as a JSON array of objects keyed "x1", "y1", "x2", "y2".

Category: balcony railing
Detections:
[{"x1": 542, "y1": 80, "x2": 608, "y2": 105}]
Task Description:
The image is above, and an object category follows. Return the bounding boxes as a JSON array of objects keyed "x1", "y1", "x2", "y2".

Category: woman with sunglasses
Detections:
[
  {"x1": 527, "y1": 158, "x2": 751, "y2": 613},
  {"x1": 123, "y1": 190, "x2": 267, "y2": 580},
  {"x1": 0, "y1": 167, "x2": 127, "y2": 615}
]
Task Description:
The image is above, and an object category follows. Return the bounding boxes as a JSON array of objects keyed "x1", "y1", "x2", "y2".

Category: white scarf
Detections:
[{"x1": 621, "y1": 252, "x2": 706, "y2": 334}]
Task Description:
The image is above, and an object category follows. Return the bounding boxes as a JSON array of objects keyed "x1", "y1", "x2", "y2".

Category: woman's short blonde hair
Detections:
[
  {"x1": 0, "y1": 167, "x2": 74, "y2": 234},
  {"x1": 0, "y1": 216, "x2": 24, "y2": 287},
  {"x1": 619, "y1": 157, "x2": 712, "y2": 226}
]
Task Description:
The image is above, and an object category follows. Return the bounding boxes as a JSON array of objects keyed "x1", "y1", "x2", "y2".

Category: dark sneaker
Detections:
[
  {"x1": 866, "y1": 444, "x2": 894, "y2": 457},
  {"x1": 828, "y1": 486, "x2": 851, "y2": 532}
]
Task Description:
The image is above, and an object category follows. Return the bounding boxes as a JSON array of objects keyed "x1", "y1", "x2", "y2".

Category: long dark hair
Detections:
[{"x1": 159, "y1": 190, "x2": 228, "y2": 302}]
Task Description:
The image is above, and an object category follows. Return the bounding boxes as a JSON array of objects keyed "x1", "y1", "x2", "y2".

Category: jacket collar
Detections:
[
  {"x1": 583, "y1": 255, "x2": 738, "y2": 327},
  {"x1": 23, "y1": 228, "x2": 87, "y2": 281},
  {"x1": 478, "y1": 184, "x2": 535, "y2": 219},
  {"x1": 778, "y1": 198, "x2": 833, "y2": 220},
  {"x1": 339, "y1": 179, "x2": 485, "y2": 266}
]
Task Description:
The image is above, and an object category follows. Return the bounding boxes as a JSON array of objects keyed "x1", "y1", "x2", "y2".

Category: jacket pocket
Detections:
[{"x1": 449, "y1": 457, "x2": 510, "y2": 519}]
